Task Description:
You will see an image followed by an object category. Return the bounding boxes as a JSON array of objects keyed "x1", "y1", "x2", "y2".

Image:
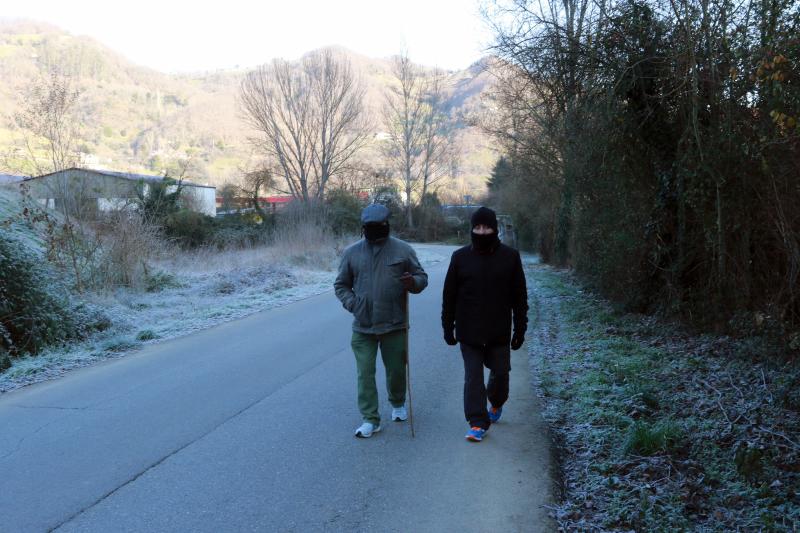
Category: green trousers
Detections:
[{"x1": 351, "y1": 329, "x2": 407, "y2": 425}]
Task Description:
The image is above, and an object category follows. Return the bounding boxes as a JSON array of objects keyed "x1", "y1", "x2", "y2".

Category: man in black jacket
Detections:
[{"x1": 441, "y1": 206, "x2": 528, "y2": 442}]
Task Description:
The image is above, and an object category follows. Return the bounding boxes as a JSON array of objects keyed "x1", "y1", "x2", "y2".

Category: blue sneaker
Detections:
[
  {"x1": 489, "y1": 406, "x2": 503, "y2": 423},
  {"x1": 465, "y1": 427, "x2": 486, "y2": 442}
]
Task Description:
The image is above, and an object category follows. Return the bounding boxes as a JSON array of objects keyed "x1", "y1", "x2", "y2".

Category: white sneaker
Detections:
[
  {"x1": 391, "y1": 406, "x2": 408, "y2": 422},
  {"x1": 354, "y1": 422, "x2": 381, "y2": 438}
]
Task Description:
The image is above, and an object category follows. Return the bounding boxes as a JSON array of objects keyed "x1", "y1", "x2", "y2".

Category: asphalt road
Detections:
[{"x1": 0, "y1": 244, "x2": 555, "y2": 533}]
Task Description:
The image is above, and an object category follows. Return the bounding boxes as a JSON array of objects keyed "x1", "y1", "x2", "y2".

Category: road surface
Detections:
[{"x1": 0, "y1": 244, "x2": 555, "y2": 532}]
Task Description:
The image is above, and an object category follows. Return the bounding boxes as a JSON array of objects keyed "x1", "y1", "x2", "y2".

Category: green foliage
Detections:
[
  {"x1": 623, "y1": 420, "x2": 683, "y2": 456},
  {"x1": 0, "y1": 232, "x2": 108, "y2": 356},
  {"x1": 211, "y1": 212, "x2": 269, "y2": 249},
  {"x1": 164, "y1": 209, "x2": 215, "y2": 248},
  {"x1": 324, "y1": 189, "x2": 364, "y2": 235},
  {"x1": 135, "y1": 329, "x2": 158, "y2": 341},
  {"x1": 734, "y1": 443, "x2": 765, "y2": 481},
  {"x1": 411, "y1": 193, "x2": 457, "y2": 242},
  {"x1": 144, "y1": 270, "x2": 183, "y2": 293},
  {"x1": 136, "y1": 177, "x2": 183, "y2": 224},
  {"x1": 487, "y1": 156, "x2": 513, "y2": 192}
]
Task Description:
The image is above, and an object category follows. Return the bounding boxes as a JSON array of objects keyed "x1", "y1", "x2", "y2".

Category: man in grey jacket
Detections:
[{"x1": 334, "y1": 204, "x2": 428, "y2": 438}]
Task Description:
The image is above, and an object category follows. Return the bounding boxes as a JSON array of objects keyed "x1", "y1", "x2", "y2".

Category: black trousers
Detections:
[{"x1": 460, "y1": 342, "x2": 511, "y2": 430}]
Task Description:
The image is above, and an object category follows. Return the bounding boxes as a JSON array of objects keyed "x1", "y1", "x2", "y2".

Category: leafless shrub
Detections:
[{"x1": 92, "y1": 210, "x2": 164, "y2": 291}]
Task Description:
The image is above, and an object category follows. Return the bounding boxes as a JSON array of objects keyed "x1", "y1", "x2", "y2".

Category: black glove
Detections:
[
  {"x1": 511, "y1": 332, "x2": 525, "y2": 350},
  {"x1": 444, "y1": 328, "x2": 457, "y2": 346}
]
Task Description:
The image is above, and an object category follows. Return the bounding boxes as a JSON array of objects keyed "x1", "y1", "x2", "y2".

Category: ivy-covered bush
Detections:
[
  {"x1": 0, "y1": 232, "x2": 108, "y2": 357},
  {"x1": 211, "y1": 212, "x2": 269, "y2": 249},
  {"x1": 164, "y1": 209, "x2": 216, "y2": 248}
]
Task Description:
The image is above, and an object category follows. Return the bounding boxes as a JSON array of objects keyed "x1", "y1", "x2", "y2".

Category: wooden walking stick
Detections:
[{"x1": 404, "y1": 289, "x2": 415, "y2": 438}]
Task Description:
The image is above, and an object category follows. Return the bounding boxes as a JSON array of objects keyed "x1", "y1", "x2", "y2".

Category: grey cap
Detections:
[{"x1": 361, "y1": 204, "x2": 390, "y2": 224}]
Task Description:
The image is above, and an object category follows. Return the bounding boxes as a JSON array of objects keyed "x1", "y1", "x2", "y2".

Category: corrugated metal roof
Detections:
[{"x1": 26, "y1": 168, "x2": 215, "y2": 189}]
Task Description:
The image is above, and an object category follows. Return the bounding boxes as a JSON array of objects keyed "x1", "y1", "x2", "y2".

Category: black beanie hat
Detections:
[{"x1": 471, "y1": 206, "x2": 498, "y2": 233}]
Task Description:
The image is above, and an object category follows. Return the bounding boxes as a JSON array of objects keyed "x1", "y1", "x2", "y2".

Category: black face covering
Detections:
[
  {"x1": 364, "y1": 223, "x2": 390, "y2": 242},
  {"x1": 471, "y1": 231, "x2": 498, "y2": 252}
]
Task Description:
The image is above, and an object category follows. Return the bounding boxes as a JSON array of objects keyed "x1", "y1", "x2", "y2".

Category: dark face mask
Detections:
[
  {"x1": 364, "y1": 223, "x2": 390, "y2": 242},
  {"x1": 471, "y1": 230, "x2": 497, "y2": 252}
]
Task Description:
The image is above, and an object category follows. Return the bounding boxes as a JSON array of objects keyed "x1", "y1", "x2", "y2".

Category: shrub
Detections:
[
  {"x1": 211, "y1": 212, "x2": 268, "y2": 249},
  {"x1": 136, "y1": 329, "x2": 158, "y2": 341},
  {"x1": 412, "y1": 193, "x2": 457, "y2": 242},
  {"x1": 145, "y1": 270, "x2": 183, "y2": 292},
  {"x1": 0, "y1": 232, "x2": 106, "y2": 355},
  {"x1": 325, "y1": 189, "x2": 364, "y2": 235},
  {"x1": 93, "y1": 210, "x2": 164, "y2": 290},
  {"x1": 164, "y1": 209, "x2": 216, "y2": 248}
]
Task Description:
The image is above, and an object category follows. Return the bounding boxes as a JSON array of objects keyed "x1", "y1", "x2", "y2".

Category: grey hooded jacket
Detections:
[{"x1": 334, "y1": 237, "x2": 428, "y2": 334}]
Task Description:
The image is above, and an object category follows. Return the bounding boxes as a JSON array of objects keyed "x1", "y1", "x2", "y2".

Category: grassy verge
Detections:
[{"x1": 527, "y1": 264, "x2": 800, "y2": 531}]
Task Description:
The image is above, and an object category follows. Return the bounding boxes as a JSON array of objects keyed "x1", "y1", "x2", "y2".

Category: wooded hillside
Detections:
[{"x1": 0, "y1": 19, "x2": 497, "y2": 195}]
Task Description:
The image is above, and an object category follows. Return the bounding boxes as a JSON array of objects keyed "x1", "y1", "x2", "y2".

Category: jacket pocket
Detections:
[
  {"x1": 352, "y1": 295, "x2": 372, "y2": 327},
  {"x1": 387, "y1": 257, "x2": 407, "y2": 273}
]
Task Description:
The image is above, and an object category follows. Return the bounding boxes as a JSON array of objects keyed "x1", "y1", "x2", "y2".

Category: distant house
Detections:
[{"x1": 22, "y1": 168, "x2": 217, "y2": 218}]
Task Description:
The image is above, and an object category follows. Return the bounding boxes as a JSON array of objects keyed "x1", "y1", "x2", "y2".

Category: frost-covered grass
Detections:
[
  {"x1": 528, "y1": 264, "x2": 800, "y2": 531},
  {"x1": 0, "y1": 238, "x2": 452, "y2": 394}
]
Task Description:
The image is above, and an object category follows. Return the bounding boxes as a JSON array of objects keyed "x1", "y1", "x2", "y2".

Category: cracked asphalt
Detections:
[{"x1": 0, "y1": 244, "x2": 555, "y2": 532}]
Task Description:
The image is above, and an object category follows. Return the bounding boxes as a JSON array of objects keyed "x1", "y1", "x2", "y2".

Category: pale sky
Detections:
[{"x1": 3, "y1": 0, "x2": 494, "y2": 72}]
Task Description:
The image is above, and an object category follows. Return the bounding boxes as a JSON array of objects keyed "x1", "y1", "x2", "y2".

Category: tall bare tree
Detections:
[
  {"x1": 382, "y1": 52, "x2": 429, "y2": 228},
  {"x1": 418, "y1": 70, "x2": 456, "y2": 200},
  {"x1": 239, "y1": 49, "x2": 369, "y2": 202}
]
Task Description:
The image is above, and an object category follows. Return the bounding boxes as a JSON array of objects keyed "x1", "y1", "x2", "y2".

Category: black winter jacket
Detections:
[{"x1": 441, "y1": 242, "x2": 528, "y2": 346}]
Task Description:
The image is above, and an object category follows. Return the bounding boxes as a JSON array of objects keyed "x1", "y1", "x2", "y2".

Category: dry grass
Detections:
[{"x1": 159, "y1": 218, "x2": 355, "y2": 276}]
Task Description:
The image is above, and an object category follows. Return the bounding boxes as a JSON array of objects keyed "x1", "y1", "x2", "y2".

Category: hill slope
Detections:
[{"x1": 0, "y1": 20, "x2": 497, "y2": 196}]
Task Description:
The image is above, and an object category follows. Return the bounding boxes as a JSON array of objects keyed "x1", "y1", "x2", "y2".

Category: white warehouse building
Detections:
[{"x1": 22, "y1": 168, "x2": 216, "y2": 218}]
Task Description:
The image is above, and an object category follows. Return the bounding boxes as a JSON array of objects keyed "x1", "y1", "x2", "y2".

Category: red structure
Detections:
[{"x1": 216, "y1": 195, "x2": 294, "y2": 212}]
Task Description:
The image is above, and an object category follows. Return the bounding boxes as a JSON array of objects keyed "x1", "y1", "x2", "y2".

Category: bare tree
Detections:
[
  {"x1": 382, "y1": 54, "x2": 458, "y2": 228},
  {"x1": 6, "y1": 70, "x2": 92, "y2": 291},
  {"x1": 418, "y1": 70, "x2": 456, "y2": 199},
  {"x1": 239, "y1": 49, "x2": 369, "y2": 202},
  {"x1": 11, "y1": 69, "x2": 82, "y2": 176},
  {"x1": 382, "y1": 52, "x2": 429, "y2": 228},
  {"x1": 308, "y1": 50, "x2": 371, "y2": 199}
]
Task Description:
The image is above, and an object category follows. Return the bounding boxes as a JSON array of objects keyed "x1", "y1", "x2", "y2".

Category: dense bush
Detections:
[
  {"x1": 161, "y1": 208, "x2": 270, "y2": 250},
  {"x1": 411, "y1": 193, "x2": 459, "y2": 242},
  {"x1": 324, "y1": 189, "x2": 364, "y2": 235},
  {"x1": 164, "y1": 209, "x2": 216, "y2": 248},
  {"x1": 487, "y1": 0, "x2": 800, "y2": 333},
  {"x1": 0, "y1": 232, "x2": 108, "y2": 357},
  {"x1": 211, "y1": 212, "x2": 269, "y2": 249}
]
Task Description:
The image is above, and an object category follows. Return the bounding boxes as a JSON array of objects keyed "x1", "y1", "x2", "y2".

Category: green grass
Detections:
[
  {"x1": 623, "y1": 419, "x2": 683, "y2": 456},
  {"x1": 135, "y1": 330, "x2": 158, "y2": 341},
  {"x1": 100, "y1": 336, "x2": 138, "y2": 353}
]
